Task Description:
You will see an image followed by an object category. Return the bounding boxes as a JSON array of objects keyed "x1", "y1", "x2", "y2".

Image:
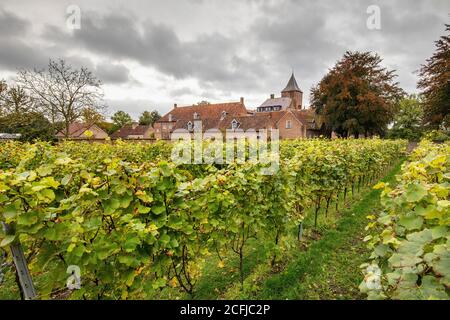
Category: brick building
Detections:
[
  {"x1": 56, "y1": 122, "x2": 109, "y2": 139},
  {"x1": 111, "y1": 122, "x2": 154, "y2": 139},
  {"x1": 155, "y1": 73, "x2": 322, "y2": 139}
]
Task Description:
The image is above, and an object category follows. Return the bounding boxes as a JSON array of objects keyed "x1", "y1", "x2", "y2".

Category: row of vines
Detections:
[
  {"x1": 360, "y1": 140, "x2": 449, "y2": 300},
  {"x1": 0, "y1": 138, "x2": 406, "y2": 299}
]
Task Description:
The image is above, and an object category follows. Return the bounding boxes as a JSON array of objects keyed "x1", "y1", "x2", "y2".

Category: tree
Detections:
[
  {"x1": 311, "y1": 51, "x2": 404, "y2": 137},
  {"x1": 418, "y1": 24, "x2": 450, "y2": 130},
  {"x1": 0, "y1": 84, "x2": 34, "y2": 114},
  {"x1": 81, "y1": 106, "x2": 105, "y2": 124},
  {"x1": 111, "y1": 110, "x2": 133, "y2": 128},
  {"x1": 195, "y1": 100, "x2": 210, "y2": 106},
  {"x1": 16, "y1": 59, "x2": 104, "y2": 137},
  {"x1": 0, "y1": 111, "x2": 54, "y2": 142},
  {"x1": 0, "y1": 79, "x2": 7, "y2": 114},
  {"x1": 388, "y1": 95, "x2": 424, "y2": 141},
  {"x1": 139, "y1": 110, "x2": 161, "y2": 126}
]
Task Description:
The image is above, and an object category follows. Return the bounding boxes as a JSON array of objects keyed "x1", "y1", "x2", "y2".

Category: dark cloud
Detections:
[
  {"x1": 169, "y1": 87, "x2": 194, "y2": 97},
  {"x1": 0, "y1": 38, "x2": 48, "y2": 70},
  {"x1": 0, "y1": 0, "x2": 449, "y2": 110},
  {"x1": 96, "y1": 62, "x2": 131, "y2": 84},
  {"x1": 0, "y1": 9, "x2": 30, "y2": 37},
  {"x1": 41, "y1": 11, "x2": 267, "y2": 91}
]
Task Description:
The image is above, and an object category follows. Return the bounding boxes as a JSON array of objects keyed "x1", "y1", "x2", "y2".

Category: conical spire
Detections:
[{"x1": 282, "y1": 72, "x2": 302, "y2": 93}]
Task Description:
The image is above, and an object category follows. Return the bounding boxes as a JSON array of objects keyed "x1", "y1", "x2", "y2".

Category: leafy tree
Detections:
[
  {"x1": 96, "y1": 121, "x2": 116, "y2": 134},
  {"x1": 81, "y1": 106, "x2": 105, "y2": 124},
  {"x1": 388, "y1": 95, "x2": 424, "y2": 141},
  {"x1": 195, "y1": 100, "x2": 210, "y2": 106},
  {"x1": 0, "y1": 111, "x2": 54, "y2": 142},
  {"x1": 311, "y1": 51, "x2": 404, "y2": 137},
  {"x1": 16, "y1": 59, "x2": 104, "y2": 137},
  {"x1": 418, "y1": 24, "x2": 450, "y2": 130},
  {"x1": 111, "y1": 110, "x2": 133, "y2": 128},
  {"x1": 139, "y1": 110, "x2": 161, "y2": 126}
]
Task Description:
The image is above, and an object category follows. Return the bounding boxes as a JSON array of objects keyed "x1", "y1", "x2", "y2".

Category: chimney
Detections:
[
  {"x1": 270, "y1": 94, "x2": 275, "y2": 99},
  {"x1": 240, "y1": 97, "x2": 244, "y2": 104},
  {"x1": 174, "y1": 103, "x2": 177, "y2": 108}
]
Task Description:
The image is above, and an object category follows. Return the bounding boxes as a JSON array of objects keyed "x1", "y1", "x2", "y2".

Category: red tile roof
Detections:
[
  {"x1": 111, "y1": 124, "x2": 154, "y2": 138},
  {"x1": 158, "y1": 102, "x2": 248, "y2": 123},
  {"x1": 56, "y1": 123, "x2": 104, "y2": 137}
]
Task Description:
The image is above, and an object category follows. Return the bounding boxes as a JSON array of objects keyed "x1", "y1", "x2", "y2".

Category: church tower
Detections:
[{"x1": 281, "y1": 72, "x2": 303, "y2": 109}]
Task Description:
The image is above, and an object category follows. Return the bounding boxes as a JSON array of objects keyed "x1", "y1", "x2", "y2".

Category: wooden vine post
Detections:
[{"x1": 2, "y1": 222, "x2": 37, "y2": 300}]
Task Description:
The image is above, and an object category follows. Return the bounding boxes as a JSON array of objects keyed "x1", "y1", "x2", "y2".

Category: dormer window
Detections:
[
  {"x1": 187, "y1": 121, "x2": 193, "y2": 131},
  {"x1": 231, "y1": 119, "x2": 239, "y2": 130},
  {"x1": 193, "y1": 112, "x2": 199, "y2": 120}
]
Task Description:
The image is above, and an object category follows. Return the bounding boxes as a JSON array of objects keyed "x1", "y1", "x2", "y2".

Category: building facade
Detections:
[
  {"x1": 155, "y1": 73, "x2": 321, "y2": 139},
  {"x1": 56, "y1": 123, "x2": 109, "y2": 139},
  {"x1": 111, "y1": 123, "x2": 154, "y2": 139}
]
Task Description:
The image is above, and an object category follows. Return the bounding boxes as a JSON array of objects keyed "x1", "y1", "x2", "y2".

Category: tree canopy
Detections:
[
  {"x1": 418, "y1": 24, "x2": 450, "y2": 130},
  {"x1": 139, "y1": 110, "x2": 161, "y2": 126},
  {"x1": 111, "y1": 110, "x2": 133, "y2": 128},
  {"x1": 387, "y1": 95, "x2": 424, "y2": 141},
  {"x1": 311, "y1": 51, "x2": 404, "y2": 137}
]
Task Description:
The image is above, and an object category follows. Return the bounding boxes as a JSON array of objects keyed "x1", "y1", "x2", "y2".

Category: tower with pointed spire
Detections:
[{"x1": 281, "y1": 72, "x2": 303, "y2": 109}]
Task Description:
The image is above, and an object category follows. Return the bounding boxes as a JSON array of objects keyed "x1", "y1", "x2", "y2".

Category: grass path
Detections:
[{"x1": 254, "y1": 161, "x2": 403, "y2": 299}]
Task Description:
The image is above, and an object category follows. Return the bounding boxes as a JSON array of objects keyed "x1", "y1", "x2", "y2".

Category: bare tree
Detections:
[
  {"x1": 0, "y1": 85, "x2": 35, "y2": 114},
  {"x1": 16, "y1": 59, "x2": 104, "y2": 137},
  {"x1": 0, "y1": 79, "x2": 7, "y2": 114}
]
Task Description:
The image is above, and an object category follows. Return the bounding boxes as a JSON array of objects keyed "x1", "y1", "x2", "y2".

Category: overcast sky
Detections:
[{"x1": 0, "y1": 0, "x2": 448, "y2": 119}]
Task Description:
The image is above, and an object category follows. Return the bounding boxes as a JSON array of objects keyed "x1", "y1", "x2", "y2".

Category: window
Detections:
[
  {"x1": 220, "y1": 111, "x2": 227, "y2": 120},
  {"x1": 193, "y1": 112, "x2": 199, "y2": 120},
  {"x1": 286, "y1": 120, "x2": 292, "y2": 129},
  {"x1": 168, "y1": 114, "x2": 173, "y2": 122},
  {"x1": 187, "y1": 121, "x2": 193, "y2": 131},
  {"x1": 162, "y1": 124, "x2": 167, "y2": 130}
]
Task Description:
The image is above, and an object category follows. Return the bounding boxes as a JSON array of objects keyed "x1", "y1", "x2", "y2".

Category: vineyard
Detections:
[
  {"x1": 0, "y1": 138, "x2": 415, "y2": 299},
  {"x1": 361, "y1": 140, "x2": 449, "y2": 299}
]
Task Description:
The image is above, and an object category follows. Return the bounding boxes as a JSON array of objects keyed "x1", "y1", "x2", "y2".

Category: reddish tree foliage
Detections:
[
  {"x1": 311, "y1": 51, "x2": 404, "y2": 137},
  {"x1": 418, "y1": 24, "x2": 450, "y2": 129}
]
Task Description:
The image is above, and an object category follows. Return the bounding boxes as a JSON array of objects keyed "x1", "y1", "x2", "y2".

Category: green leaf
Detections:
[
  {"x1": 398, "y1": 215, "x2": 423, "y2": 230},
  {"x1": 137, "y1": 204, "x2": 151, "y2": 214},
  {"x1": 17, "y1": 211, "x2": 39, "y2": 226},
  {"x1": 39, "y1": 189, "x2": 55, "y2": 202},
  {"x1": 3, "y1": 203, "x2": 18, "y2": 220},
  {"x1": 0, "y1": 235, "x2": 16, "y2": 247},
  {"x1": 152, "y1": 204, "x2": 166, "y2": 215},
  {"x1": 159, "y1": 234, "x2": 170, "y2": 245},
  {"x1": 123, "y1": 236, "x2": 140, "y2": 252},
  {"x1": 405, "y1": 184, "x2": 428, "y2": 202}
]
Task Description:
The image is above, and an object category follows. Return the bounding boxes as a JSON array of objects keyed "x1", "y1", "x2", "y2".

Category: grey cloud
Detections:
[
  {"x1": 96, "y1": 62, "x2": 131, "y2": 84},
  {"x1": 42, "y1": 11, "x2": 267, "y2": 91},
  {"x1": 0, "y1": 0, "x2": 449, "y2": 110},
  {"x1": 0, "y1": 9, "x2": 30, "y2": 37},
  {"x1": 0, "y1": 38, "x2": 48, "y2": 70},
  {"x1": 169, "y1": 87, "x2": 194, "y2": 97}
]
